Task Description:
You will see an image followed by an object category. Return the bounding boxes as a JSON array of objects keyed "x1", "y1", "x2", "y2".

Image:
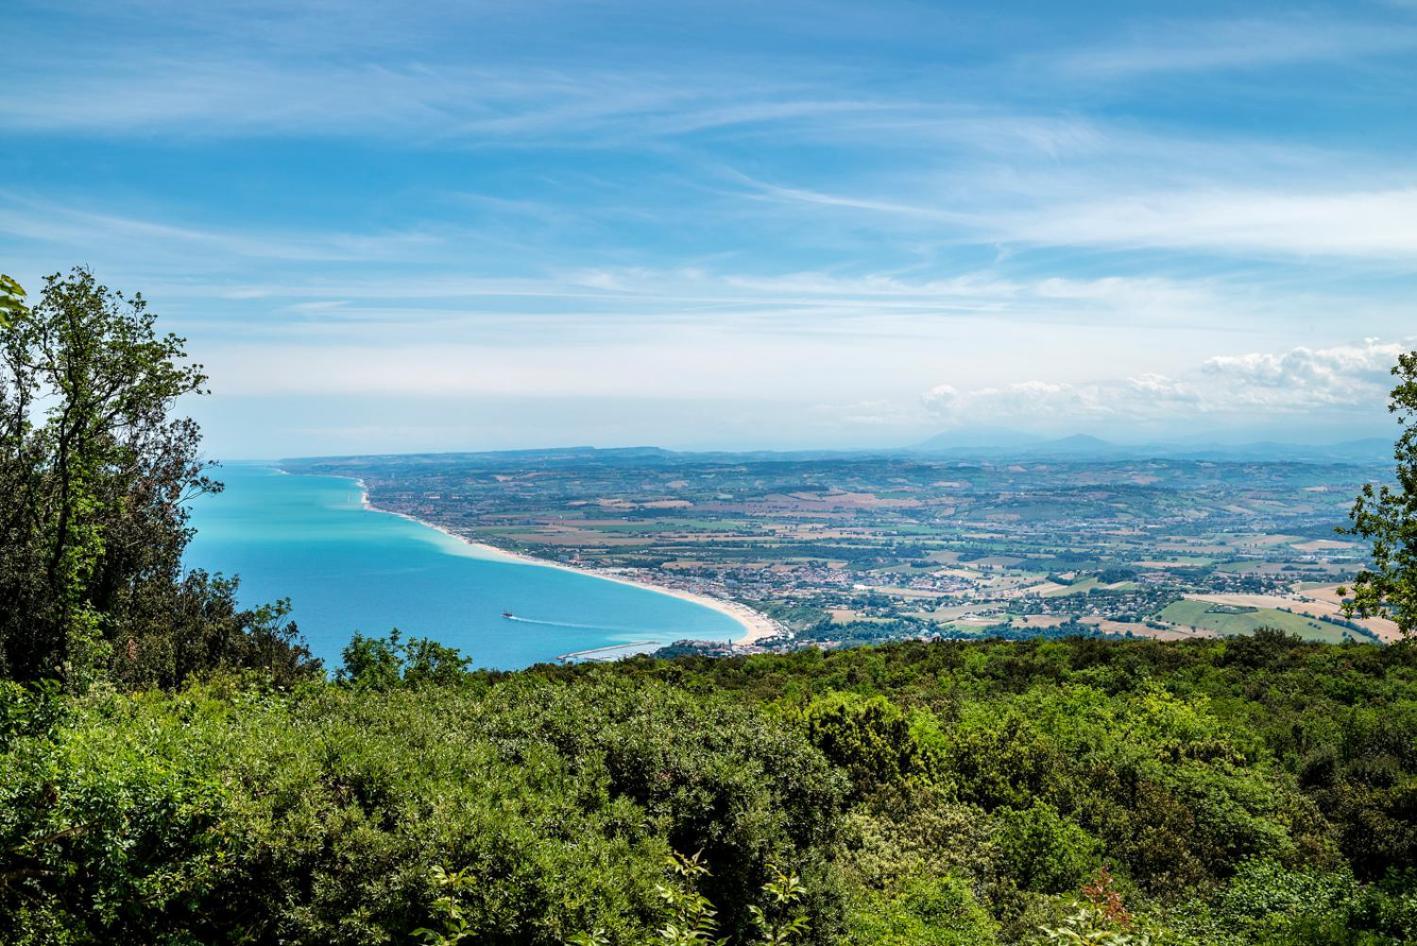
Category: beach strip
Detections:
[{"x1": 342, "y1": 475, "x2": 784, "y2": 647}]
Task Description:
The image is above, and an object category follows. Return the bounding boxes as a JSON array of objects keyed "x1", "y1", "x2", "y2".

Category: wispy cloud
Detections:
[
  {"x1": 1001, "y1": 188, "x2": 1417, "y2": 260},
  {"x1": 0, "y1": 195, "x2": 443, "y2": 263},
  {"x1": 724, "y1": 174, "x2": 1417, "y2": 262},
  {"x1": 6, "y1": 0, "x2": 1417, "y2": 453},
  {"x1": 1048, "y1": 17, "x2": 1417, "y2": 79},
  {"x1": 0, "y1": 54, "x2": 926, "y2": 148}
]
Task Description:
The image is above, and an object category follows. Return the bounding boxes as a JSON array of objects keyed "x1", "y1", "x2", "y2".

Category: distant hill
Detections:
[
  {"x1": 913, "y1": 427, "x2": 1045, "y2": 451},
  {"x1": 910, "y1": 432, "x2": 1393, "y2": 464},
  {"x1": 1025, "y1": 433, "x2": 1119, "y2": 456},
  {"x1": 282, "y1": 435, "x2": 1395, "y2": 470}
]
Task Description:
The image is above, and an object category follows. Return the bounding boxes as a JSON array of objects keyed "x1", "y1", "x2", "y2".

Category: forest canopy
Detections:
[{"x1": 1, "y1": 635, "x2": 1414, "y2": 944}]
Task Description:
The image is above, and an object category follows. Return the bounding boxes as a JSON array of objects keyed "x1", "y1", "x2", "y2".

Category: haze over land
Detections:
[{"x1": 5, "y1": 0, "x2": 1417, "y2": 456}]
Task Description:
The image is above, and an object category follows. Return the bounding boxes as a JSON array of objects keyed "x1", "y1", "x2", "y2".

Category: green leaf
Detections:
[{"x1": 0, "y1": 273, "x2": 26, "y2": 327}]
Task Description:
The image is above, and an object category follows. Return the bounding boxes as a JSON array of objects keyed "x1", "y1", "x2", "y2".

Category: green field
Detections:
[
  {"x1": 1041, "y1": 578, "x2": 1140, "y2": 597},
  {"x1": 1157, "y1": 599, "x2": 1351, "y2": 642},
  {"x1": 1214, "y1": 560, "x2": 1263, "y2": 573}
]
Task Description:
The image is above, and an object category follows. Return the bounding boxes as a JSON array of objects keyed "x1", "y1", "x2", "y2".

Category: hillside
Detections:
[{"x1": 3, "y1": 633, "x2": 1414, "y2": 945}]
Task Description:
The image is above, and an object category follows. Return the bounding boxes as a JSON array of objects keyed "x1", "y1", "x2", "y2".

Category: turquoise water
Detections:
[{"x1": 184, "y1": 464, "x2": 744, "y2": 669}]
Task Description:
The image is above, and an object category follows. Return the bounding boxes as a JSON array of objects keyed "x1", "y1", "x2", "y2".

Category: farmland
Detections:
[{"x1": 285, "y1": 447, "x2": 1398, "y2": 652}]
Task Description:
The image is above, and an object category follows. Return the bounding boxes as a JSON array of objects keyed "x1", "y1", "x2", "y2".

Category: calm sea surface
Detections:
[{"x1": 184, "y1": 464, "x2": 744, "y2": 669}]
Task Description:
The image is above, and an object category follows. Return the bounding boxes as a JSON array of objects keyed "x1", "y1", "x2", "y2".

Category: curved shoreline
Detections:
[{"x1": 335, "y1": 474, "x2": 782, "y2": 647}]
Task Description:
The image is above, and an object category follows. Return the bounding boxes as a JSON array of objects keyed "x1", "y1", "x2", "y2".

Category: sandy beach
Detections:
[{"x1": 345, "y1": 476, "x2": 783, "y2": 647}]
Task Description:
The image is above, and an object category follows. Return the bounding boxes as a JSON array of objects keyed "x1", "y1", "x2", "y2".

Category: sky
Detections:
[{"x1": 4, "y1": 0, "x2": 1416, "y2": 458}]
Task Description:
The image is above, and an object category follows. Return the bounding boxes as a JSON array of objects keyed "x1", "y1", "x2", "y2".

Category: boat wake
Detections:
[{"x1": 504, "y1": 615, "x2": 636, "y2": 633}]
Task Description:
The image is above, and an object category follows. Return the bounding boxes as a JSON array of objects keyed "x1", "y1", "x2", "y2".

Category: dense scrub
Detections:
[
  {"x1": 0, "y1": 675, "x2": 842, "y2": 944},
  {"x1": 2, "y1": 632, "x2": 1415, "y2": 945}
]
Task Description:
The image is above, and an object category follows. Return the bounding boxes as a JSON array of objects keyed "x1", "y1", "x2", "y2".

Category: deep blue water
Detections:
[{"x1": 184, "y1": 464, "x2": 744, "y2": 669}]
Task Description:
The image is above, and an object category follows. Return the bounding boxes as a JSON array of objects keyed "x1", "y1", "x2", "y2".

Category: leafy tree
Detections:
[
  {"x1": 845, "y1": 875, "x2": 998, "y2": 946},
  {"x1": 404, "y1": 634, "x2": 475, "y2": 686},
  {"x1": 1342, "y1": 351, "x2": 1417, "y2": 637},
  {"x1": 336, "y1": 628, "x2": 472, "y2": 688},
  {"x1": 802, "y1": 692, "x2": 933, "y2": 797},
  {"x1": 0, "y1": 268, "x2": 317, "y2": 687},
  {"x1": 749, "y1": 865, "x2": 811, "y2": 946},
  {"x1": 336, "y1": 629, "x2": 407, "y2": 689},
  {"x1": 993, "y1": 802, "x2": 1100, "y2": 895},
  {"x1": 112, "y1": 572, "x2": 314, "y2": 690},
  {"x1": 655, "y1": 851, "x2": 727, "y2": 946},
  {"x1": 414, "y1": 866, "x2": 479, "y2": 946}
]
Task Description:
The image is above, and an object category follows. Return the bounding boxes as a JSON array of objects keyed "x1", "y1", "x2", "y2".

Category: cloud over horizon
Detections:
[{"x1": 923, "y1": 339, "x2": 1412, "y2": 429}]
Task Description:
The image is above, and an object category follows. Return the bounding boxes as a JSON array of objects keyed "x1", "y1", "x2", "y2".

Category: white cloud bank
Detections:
[{"x1": 923, "y1": 339, "x2": 1411, "y2": 425}]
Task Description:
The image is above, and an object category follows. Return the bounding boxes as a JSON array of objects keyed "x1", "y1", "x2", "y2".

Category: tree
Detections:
[
  {"x1": 802, "y1": 692, "x2": 930, "y2": 797},
  {"x1": 0, "y1": 268, "x2": 317, "y2": 687},
  {"x1": 336, "y1": 628, "x2": 471, "y2": 688},
  {"x1": 1341, "y1": 351, "x2": 1417, "y2": 638},
  {"x1": 336, "y1": 629, "x2": 407, "y2": 689}
]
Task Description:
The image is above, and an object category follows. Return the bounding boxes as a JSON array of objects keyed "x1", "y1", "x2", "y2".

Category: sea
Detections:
[{"x1": 184, "y1": 463, "x2": 745, "y2": 670}]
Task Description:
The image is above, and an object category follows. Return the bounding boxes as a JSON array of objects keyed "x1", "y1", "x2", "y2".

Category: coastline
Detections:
[{"x1": 334, "y1": 473, "x2": 783, "y2": 647}]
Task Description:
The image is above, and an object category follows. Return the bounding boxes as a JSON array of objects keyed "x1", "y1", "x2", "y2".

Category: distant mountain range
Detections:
[
  {"x1": 909, "y1": 431, "x2": 1394, "y2": 463},
  {"x1": 286, "y1": 434, "x2": 1395, "y2": 469}
]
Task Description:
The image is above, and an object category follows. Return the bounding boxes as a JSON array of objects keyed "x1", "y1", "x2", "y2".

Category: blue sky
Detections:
[{"x1": 4, "y1": 0, "x2": 1416, "y2": 457}]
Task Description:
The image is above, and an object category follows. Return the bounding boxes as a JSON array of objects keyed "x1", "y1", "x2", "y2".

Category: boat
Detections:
[{"x1": 501, "y1": 611, "x2": 515, "y2": 619}]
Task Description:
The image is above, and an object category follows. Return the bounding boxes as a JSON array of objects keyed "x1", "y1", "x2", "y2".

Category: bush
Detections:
[
  {"x1": 0, "y1": 677, "x2": 844, "y2": 945},
  {"x1": 802, "y1": 692, "x2": 934, "y2": 797},
  {"x1": 845, "y1": 874, "x2": 998, "y2": 946},
  {"x1": 993, "y1": 802, "x2": 1101, "y2": 895}
]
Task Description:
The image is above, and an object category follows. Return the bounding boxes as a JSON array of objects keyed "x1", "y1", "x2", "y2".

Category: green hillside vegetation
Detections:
[
  {"x1": 1156, "y1": 601, "x2": 1352, "y2": 643},
  {"x1": 2, "y1": 634, "x2": 1416, "y2": 944}
]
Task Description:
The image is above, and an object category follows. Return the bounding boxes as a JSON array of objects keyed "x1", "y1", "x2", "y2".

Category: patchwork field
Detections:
[
  {"x1": 1158, "y1": 600, "x2": 1355, "y2": 643},
  {"x1": 285, "y1": 449, "x2": 1399, "y2": 652},
  {"x1": 1185, "y1": 589, "x2": 1402, "y2": 643}
]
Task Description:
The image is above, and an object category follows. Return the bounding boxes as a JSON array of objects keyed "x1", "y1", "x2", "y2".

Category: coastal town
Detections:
[{"x1": 284, "y1": 446, "x2": 1398, "y2": 655}]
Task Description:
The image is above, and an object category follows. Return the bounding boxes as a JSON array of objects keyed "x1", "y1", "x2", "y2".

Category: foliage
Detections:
[
  {"x1": 0, "y1": 269, "x2": 317, "y2": 688},
  {"x1": 544, "y1": 634, "x2": 1417, "y2": 943},
  {"x1": 337, "y1": 628, "x2": 472, "y2": 689},
  {"x1": 1341, "y1": 350, "x2": 1417, "y2": 637},
  {"x1": 0, "y1": 275, "x2": 24, "y2": 329},
  {"x1": 993, "y1": 802, "x2": 1100, "y2": 895},
  {"x1": 2, "y1": 599, "x2": 1416, "y2": 943},
  {"x1": 1035, "y1": 904, "x2": 1145, "y2": 946},
  {"x1": 801, "y1": 692, "x2": 934, "y2": 797},
  {"x1": 747, "y1": 865, "x2": 810, "y2": 946},
  {"x1": 1034, "y1": 870, "x2": 1151, "y2": 946},
  {"x1": 844, "y1": 874, "x2": 998, "y2": 946},
  {"x1": 0, "y1": 675, "x2": 842, "y2": 945},
  {"x1": 656, "y1": 851, "x2": 727, "y2": 946},
  {"x1": 1211, "y1": 859, "x2": 1355, "y2": 941},
  {"x1": 414, "y1": 866, "x2": 479, "y2": 946}
]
